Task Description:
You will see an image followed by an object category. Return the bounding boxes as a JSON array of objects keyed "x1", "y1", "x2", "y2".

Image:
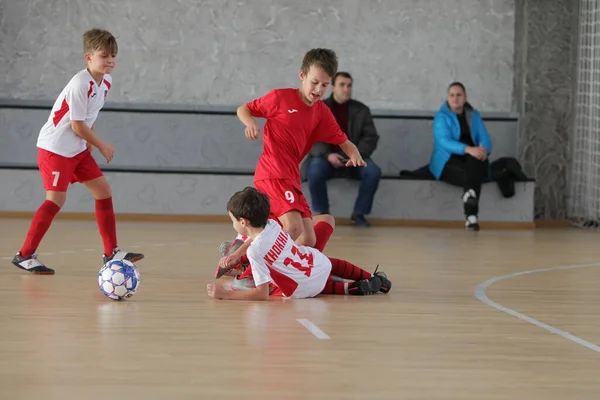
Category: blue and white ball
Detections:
[{"x1": 98, "y1": 259, "x2": 140, "y2": 301}]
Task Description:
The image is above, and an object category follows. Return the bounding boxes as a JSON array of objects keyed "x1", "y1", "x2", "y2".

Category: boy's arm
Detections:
[
  {"x1": 209, "y1": 246, "x2": 273, "y2": 301},
  {"x1": 316, "y1": 106, "x2": 366, "y2": 167},
  {"x1": 237, "y1": 104, "x2": 260, "y2": 140},
  {"x1": 86, "y1": 125, "x2": 95, "y2": 151},
  {"x1": 217, "y1": 238, "x2": 253, "y2": 271},
  {"x1": 71, "y1": 121, "x2": 114, "y2": 163},
  {"x1": 237, "y1": 90, "x2": 279, "y2": 140},
  {"x1": 207, "y1": 281, "x2": 270, "y2": 301},
  {"x1": 339, "y1": 139, "x2": 367, "y2": 167},
  {"x1": 67, "y1": 81, "x2": 114, "y2": 162}
]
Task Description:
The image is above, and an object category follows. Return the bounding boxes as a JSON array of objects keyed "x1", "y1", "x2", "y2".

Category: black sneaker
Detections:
[
  {"x1": 351, "y1": 213, "x2": 371, "y2": 227},
  {"x1": 465, "y1": 215, "x2": 480, "y2": 231},
  {"x1": 348, "y1": 276, "x2": 381, "y2": 295},
  {"x1": 103, "y1": 248, "x2": 145, "y2": 265},
  {"x1": 12, "y1": 253, "x2": 55, "y2": 275},
  {"x1": 373, "y1": 265, "x2": 392, "y2": 294}
]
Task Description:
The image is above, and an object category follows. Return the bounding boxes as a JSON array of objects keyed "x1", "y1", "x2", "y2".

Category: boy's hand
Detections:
[
  {"x1": 98, "y1": 141, "x2": 115, "y2": 163},
  {"x1": 345, "y1": 155, "x2": 367, "y2": 168},
  {"x1": 244, "y1": 121, "x2": 260, "y2": 140},
  {"x1": 207, "y1": 283, "x2": 227, "y2": 299},
  {"x1": 218, "y1": 255, "x2": 241, "y2": 269}
]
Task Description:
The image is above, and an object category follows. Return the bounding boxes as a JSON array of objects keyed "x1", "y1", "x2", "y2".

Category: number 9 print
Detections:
[{"x1": 284, "y1": 190, "x2": 295, "y2": 203}]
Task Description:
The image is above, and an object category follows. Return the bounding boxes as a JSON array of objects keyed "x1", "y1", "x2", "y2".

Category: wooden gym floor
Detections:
[{"x1": 1, "y1": 217, "x2": 600, "y2": 399}]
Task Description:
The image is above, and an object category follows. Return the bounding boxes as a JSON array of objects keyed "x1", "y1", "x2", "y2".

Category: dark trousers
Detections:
[
  {"x1": 306, "y1": 156, "x2": 381, "y2": 215},
  {"x1": 440, "y1": 155, "x2": 489, "y2": 216}
]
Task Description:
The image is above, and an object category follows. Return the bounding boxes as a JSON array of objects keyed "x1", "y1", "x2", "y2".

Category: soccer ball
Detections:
[{"x1": 98, "y1": 259, "x2": 140, "y2": 301}]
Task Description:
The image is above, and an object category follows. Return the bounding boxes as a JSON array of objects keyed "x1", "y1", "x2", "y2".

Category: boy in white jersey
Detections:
[
  {"x1": 207, "y1": 187, "x2": 391, "y2": 300},
  {"x1": 11, "y1": 29, "x2": 143, "y2": 275}
]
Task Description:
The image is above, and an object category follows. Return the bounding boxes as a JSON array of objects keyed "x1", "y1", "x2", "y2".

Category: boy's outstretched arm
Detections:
[
  {"x1": 339, "y1": 140, "x2": 367, "y2": 167},
  {"x1": 237, "y1": 104, "x2": 260, "y2": 140},
  {"x1": 207, "y1": 281, "x2": 270, "y2": 301}
]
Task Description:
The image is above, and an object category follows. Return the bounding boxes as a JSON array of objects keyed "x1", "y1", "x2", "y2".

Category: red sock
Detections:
[
  {"x1": 95, "y1": 198, "x2": 118, "y2": 257},
  {"x1": 20, "y1": 200, "x2": 61, "y2": 257},
  {"x1": 329, "y1": 258, "x2": 372, "y2": 280},
  {"x1": 313, "y1": 221, "x2": 334, "y2": 252},
  {"x1": 320, "y1": 276, "x2": 348, "y2": 295}
]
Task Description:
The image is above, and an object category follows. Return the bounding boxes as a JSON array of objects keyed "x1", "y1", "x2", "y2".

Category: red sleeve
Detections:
[
  {"x1": 313, "y1": 103, "x2": 348, "y2": 145},
  {"x1": 246, "y1": 89, "x2": 279, "y2": 119}
]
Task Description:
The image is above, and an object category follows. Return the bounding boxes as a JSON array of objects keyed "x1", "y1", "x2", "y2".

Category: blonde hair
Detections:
[{"x1": 83, "y1": 29, "x2": 118, "y2": 56}]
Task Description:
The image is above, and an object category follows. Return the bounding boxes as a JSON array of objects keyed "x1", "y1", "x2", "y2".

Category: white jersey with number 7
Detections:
[{"x1": 246, "y1": 220, "x2": 332, "y2": 298}]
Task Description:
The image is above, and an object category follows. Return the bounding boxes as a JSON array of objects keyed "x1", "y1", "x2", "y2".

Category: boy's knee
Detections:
[
  {"x1": 46, "y1": 191, "x2": 67, "y2": 208},
  {"x1": 98, "y1": 185, "x2": 112, "y2": 199},
  {"x1": 313, "y1": 214, "x2": 335, "y2": 230}
]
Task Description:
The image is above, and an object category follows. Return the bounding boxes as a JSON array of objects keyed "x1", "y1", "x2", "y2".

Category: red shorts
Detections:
[
  {"x1": 254, "y1": 179, "x2": 312, "y2": 219},
  {"x1": 37, "y1": 148, "x2": 104, "y2": 192}
]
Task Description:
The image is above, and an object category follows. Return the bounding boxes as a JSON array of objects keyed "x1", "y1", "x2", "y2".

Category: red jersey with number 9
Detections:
[
  {"x1": 246, "y1": 88, "x2": 348, "y2": 183},
  {"x1": 246, "y1": 220, "x2": 332, "y2": 298}
]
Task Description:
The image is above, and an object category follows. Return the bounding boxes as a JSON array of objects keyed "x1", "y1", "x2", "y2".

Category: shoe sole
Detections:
[
  {"x1": 215, "y1": 265, "x2": 235, "y2": 279},
  {"x1": 12, "y1": 262, "x2": 55, "y2": 275},
  {"x1": 128, "y1": 255, "x2": 145, "y2": 263}
]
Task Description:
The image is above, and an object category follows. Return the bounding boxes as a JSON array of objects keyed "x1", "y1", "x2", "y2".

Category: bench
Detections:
[{"x1": 0, "y1": 102, "x2": 533, "y2": 226}]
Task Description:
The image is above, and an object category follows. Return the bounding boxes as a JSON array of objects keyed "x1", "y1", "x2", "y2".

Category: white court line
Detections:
[
  {"x1": 475, "y1": 263, "x2": 600, "y2": 353},
  {"x1": 296, "y1": 318, "x2": 330, "y2": 340}
]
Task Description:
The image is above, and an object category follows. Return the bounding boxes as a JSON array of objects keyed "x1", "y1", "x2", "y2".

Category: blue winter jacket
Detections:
[{"x1": 428, "y1": 102, "x2": 493, "y2": 179}]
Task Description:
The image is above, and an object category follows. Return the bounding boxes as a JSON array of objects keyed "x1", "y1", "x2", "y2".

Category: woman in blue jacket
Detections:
[{"x1": 429, "y1": 82, "x2": 492, "y2": 230}]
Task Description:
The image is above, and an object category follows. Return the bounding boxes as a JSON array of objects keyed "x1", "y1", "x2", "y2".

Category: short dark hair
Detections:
[
  {"x1": 301, "y1": 48, "x2": 338, "y2": 79},
  {"x1": 333, "y1": 72, "x2": 353, "y2": 86},
  {"x1": 448, "y1": 81, "x2": 466, "y2": 94},
  {"x1": 227, "y1": 187, "x2": 270, "y2": 228}
]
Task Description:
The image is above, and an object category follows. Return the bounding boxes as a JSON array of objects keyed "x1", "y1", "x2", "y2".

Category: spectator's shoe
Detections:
[
  {"x1": 348, "y1": 276, "x2": 381, "y2": 295},
  {"x1": 351, "y1": 213, "x2": 371, "y2": 227},
  {"x1": 103, "y1": 249, "x2": 145, "y2": 265},
  {"x1": 373, "y1": 265, "x2": 392, "y2": 294},
  {"x1": 465, "y1": 215, "x2": 480, "y2": 231},
  {"x1": 463, "y1": 189, "x2": 478, "y2": 216},
  {"x1": 12, "y1": 253, "x2": 55, "y2": 275}
]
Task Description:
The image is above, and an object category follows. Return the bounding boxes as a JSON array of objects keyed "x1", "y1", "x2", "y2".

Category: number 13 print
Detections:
[{"x1": 283, "y1": 246, "x2": 314, "y2": 277}]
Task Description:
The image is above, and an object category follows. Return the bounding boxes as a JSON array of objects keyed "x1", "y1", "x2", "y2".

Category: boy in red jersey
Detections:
[
  {"x1": 219, "y1": 49, "x2": 365, "y2": 272},
  {"x1": 11, "y1": 29, "x2": 144, "y2": 275},
  {"x1": 207, "y1": 187, "x2": 391, "y2": 300}
]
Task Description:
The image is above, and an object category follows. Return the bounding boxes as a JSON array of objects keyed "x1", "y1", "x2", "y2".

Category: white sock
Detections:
[
  {"x1": 344, "y1": 283, "x2": 349, "y2": 295},
  {"x1": 466, "y1": 215, "x2": 478, "y2": 225},
  {"x1": 462, "y1": 189, "x2": 477, "y2": 202}
]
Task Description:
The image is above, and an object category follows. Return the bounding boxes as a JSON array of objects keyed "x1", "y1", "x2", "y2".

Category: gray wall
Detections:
[
  {"x1": 0, "y1": 107, "x2": 518, "y2": 175},
  {"x1": 0, "y1": 169, "x2": 535, "y2": 222},
  {"x1": 0, "y1": 0, "x2": 515, "y2": 111},
  {"x1": 513, "y1": 0, "x2": 579, "y2": 219},
  {"x1": 0, "y1": 0, "x2": 582, "y2": 219}
]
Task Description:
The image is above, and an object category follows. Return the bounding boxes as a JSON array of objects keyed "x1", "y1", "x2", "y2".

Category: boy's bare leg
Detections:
[{"x1": 278, "y1": 210, "x2": 316, "y2": 246}]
